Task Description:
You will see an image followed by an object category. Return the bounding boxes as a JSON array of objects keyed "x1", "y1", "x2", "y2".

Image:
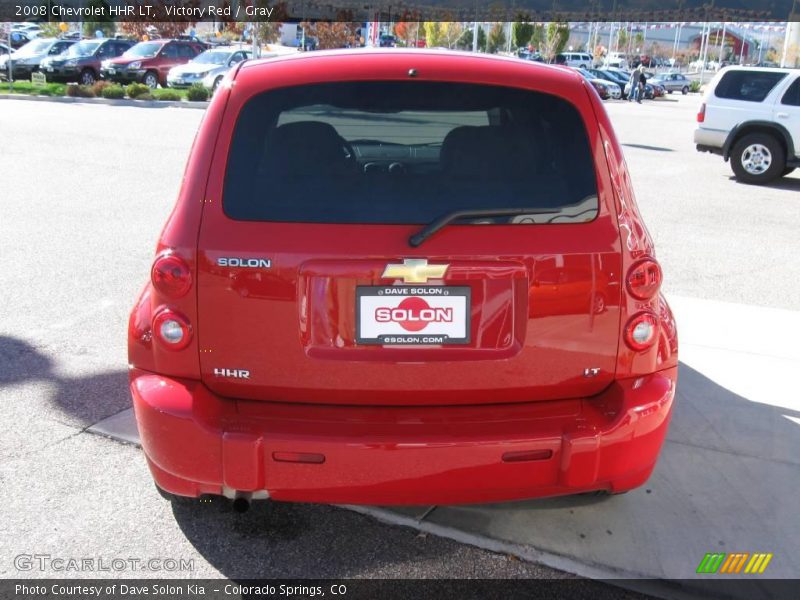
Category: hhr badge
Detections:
[
  {"x1": 214, "y1": 368, "x2": 250, "y2": 379},
  {"x1": 382, "y1": 259, "x2": 449, "y2": 284}
]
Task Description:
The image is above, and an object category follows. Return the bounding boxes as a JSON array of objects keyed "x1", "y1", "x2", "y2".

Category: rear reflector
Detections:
[
  {"x1": 272, "y1": 452, "x2": 326, "y2": 465},
  {"x1": 502, "y1": 449, "x2": 553, "y2": 463}
]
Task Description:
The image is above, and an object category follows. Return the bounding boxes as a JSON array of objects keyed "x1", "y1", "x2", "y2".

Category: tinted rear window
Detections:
[
  {"x1": 223, "y1": 81, "x2": 598, "y2": 225},
  {"x1": 782, "y1": 77, "x2": 800, "y2": 106},
  {"x1": 714, "y1": 70, "x2": 787, "y2": 102}
]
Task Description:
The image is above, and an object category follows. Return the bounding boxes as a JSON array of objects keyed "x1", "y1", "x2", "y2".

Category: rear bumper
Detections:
[
  {"x1": 101, "y1": 68, "x2": 146, "y2": 84},
  {"x1": 694, "y1": 127, "x2": 727, "y2": 153},
  {"x1": 131, "y1": 367, "x2": 677, "y2": 505}
]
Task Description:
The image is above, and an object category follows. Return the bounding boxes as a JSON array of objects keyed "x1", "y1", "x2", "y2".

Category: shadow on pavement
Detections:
[
  {"x1": 415, "y1": 362, "x2": 800, "y2": 585},
  {"x1": 727, "y1": 174, "x2": 800, "y2": 192},
  {"x1": 170, "y1": 499, "x2": 468, "y2": 579},
  {"x1": 0, "y1": 335, "x2": 130, "y2": 426}
]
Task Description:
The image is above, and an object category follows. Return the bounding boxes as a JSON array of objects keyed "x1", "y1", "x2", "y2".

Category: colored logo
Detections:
[
  {"x1": 696, "y1": 552, "x2": 773, "y2": 574},
  {"x1": 375, "y1": 297, "x2": 453, "y2": 332},
  {"x1": 382, "y1": 259, "x2": 449, "y2": 284}
]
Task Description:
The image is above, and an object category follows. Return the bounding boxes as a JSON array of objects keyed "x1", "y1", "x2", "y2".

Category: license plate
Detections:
[
  {"x1": 46, "y1": 67, "x2": 53, "y2": 72},
  {"x1": 108, "y1": 68, "x2": 115, "y2": 75},
  {"x1": 356, "y1": 286, "x2": 470, "y2": 345}
]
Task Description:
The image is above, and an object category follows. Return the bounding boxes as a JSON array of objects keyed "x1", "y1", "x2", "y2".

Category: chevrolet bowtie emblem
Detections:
[{"x1": 382, "y1": 259, "x2": 449, "y2": 284}]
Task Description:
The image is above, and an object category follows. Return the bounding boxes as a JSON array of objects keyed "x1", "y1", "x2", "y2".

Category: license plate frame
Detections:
[{"x1": 356, "y1": 285, "x2": 471, "y2": 346}]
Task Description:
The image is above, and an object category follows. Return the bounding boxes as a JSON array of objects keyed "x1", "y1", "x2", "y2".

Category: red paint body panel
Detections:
[{"x1": 128, "y1": 50, "x2": 678, "y2": 503}]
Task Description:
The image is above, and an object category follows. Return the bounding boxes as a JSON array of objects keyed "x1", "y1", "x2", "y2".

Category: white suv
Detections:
[
  {"x1": 694, "y1": 66, "x2": 800, "y2": 184},
  {"x1": 605, "y1": 52, "x2": 629, "y2": 70},
  {"x1": 555, "y1": 52, "x2": 593, "y2": 68}
]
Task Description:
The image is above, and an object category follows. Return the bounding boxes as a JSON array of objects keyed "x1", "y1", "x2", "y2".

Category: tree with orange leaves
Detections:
[{"x1": 302, "y1": 21, "x2": 359, "y2": 50}]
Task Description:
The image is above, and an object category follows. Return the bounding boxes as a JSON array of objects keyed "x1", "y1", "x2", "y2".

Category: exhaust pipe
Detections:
[{"x1": 232, "y1": 495, "x2": 251, "y2": 513}]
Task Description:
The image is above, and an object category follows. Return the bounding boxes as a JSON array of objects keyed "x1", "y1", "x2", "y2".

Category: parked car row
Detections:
[
  {"x1": 565, "y1": 65, "x2": 677, "y2": 101},
  {"x1": 0, "y1": 38, "x2": 76, "y2": 81},
  {"x1": 572, "y1": 67, "x2": 622, "y2": 99},
  {"x1": 41, "y1": 38, "x2": 135, "y2": 85},
  {"x1": 0, "y1": 36, "x2": 255, "y2": 93},
  {"x1": 100, "y1": 39, "x2": 206, "y2": 88}
]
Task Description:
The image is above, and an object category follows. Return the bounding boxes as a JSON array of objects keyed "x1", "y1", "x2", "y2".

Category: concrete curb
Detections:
[{"x1": 0, "y1": 93, "x2": 208, "y2": 109}]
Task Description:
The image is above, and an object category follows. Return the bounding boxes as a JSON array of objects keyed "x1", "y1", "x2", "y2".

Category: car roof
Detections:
[
  {"x1": 719, "y1": 65, "x2": 795, "y2": 75},
  {"x1": 242, "y1": 47, "x2": 580, "y2": 79},
  {"x1": 234, "y1": 48, "x2": 591, "y2": 105},
  {"x1": 206, "y1": 45, "x2": 250, "y2": 52}
]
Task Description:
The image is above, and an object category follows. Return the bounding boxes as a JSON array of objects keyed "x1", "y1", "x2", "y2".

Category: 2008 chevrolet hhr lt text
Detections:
[{"x1": 128, "y1": 50, "x2": 678, "y2": 507}]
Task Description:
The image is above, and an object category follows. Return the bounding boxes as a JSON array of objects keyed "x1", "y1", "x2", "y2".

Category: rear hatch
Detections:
[{"x1": 196, "y1": 76, "x2": 622, "y2": 406}]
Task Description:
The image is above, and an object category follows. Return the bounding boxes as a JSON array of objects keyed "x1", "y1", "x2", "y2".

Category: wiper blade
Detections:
[{"x1": 408, "y1": 208, "x2": 562, "y2": 248}]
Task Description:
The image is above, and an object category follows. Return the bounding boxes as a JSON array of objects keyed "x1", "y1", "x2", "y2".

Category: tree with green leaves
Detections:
[
  {"x1": 634, "y1": 31, "x2": 645, "y2": 51},
  {"x1": 512, "y1": 20, "x2": 534, "y2": 50},
  {"x1": 530, "y1": 23, "x2": 544, "y2": 51},
  {"x1": 80, "y1": 0, "x2": 115, "y2": 37},
  {"x1": 617, "y1": 28, "x2": 629, "y2": 53},
  {"x1": 455, "y1": 27, "x2": 472, "y2": 50},
  {"x1": 487, "y1": 23, "x2": 506, "y2": 54},
  {"x1": 542, "y1": 22, "x2": 569, "y2": 61}
]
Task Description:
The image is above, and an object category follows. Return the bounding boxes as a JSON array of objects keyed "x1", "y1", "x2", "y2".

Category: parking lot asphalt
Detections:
[{"x1": 0, "y1": 95, "x2": 797, "y2": 593}]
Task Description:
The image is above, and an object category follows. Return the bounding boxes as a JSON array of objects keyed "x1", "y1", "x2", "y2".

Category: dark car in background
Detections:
[
  {"x1": 101, "y1": 39, "x2": 205, "y2": 88},
  {"x1": 589, "y1": 68, "x2": 631, "y2": 98},
  {"x1": 40, "y1": 38, "x2": 135, "y2": 85},
  {"x1": 0, "y1": 38, "x2": 75, "y2": 81}
]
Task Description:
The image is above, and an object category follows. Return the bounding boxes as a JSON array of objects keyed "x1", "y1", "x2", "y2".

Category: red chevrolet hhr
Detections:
[{"x1": 128, "y1": 50, "x2": 678, "y2": 508}]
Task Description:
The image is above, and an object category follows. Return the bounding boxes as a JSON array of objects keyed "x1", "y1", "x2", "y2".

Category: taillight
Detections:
[
  {"x1": 697, "y1": 103, "x2": 705, "y2": 123},
  {"x1": 151, "y1": 253, "x2": 192, "y2": 298},
  {"x1": 624, "y1": 312, "x2": 659, "y2": 351},
  {"x1": 153, "y1": 308, "x2": 192, "y2": 351},
  {"x1": 626, "y1": 258, "x2": 662, "y2": 300}
]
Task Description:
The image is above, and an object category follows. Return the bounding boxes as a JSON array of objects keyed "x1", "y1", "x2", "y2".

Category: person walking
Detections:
[{"x1": 636, "y1": 64, "x2": 646, "y2": 103}]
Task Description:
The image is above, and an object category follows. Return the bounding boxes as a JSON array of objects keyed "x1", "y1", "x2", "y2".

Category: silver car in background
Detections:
[
  {"x1": 648, "y1": 72, "x2": 692, "y2": 95},
  {"x1": 167, "y1": 46, "x2": 252, "y2": 91}
]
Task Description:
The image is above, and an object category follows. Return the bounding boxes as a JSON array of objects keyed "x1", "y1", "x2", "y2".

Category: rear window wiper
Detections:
[{"x1": 409, "y1": 208, "x2": 563, "y2": 247}]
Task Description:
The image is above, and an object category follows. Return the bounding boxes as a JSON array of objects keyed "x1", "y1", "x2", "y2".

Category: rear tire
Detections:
[
  {"x1": 682, "y1": 85, "x2": 689, "y2": 94},
  {"x1": 730, "y1": 133, "x2": 785, "y2": 185}
]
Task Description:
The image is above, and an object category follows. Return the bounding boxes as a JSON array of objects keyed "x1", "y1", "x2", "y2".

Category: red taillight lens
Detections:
[
  {"x1": 153, "y1": 308, "x2": 192, "y2": 351},
  {"x1": 151, "y1": 253, "x2": 192, "y2": 298},
  {"x1": 626, "y1": 258, "x2": 662, "y2": 300},
  {"x1": 697, "y1": 102, "x2": 706, "y2": 123},
  {"x1": 624, "y1": 312, "x2": 659, "y2": 351}
]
